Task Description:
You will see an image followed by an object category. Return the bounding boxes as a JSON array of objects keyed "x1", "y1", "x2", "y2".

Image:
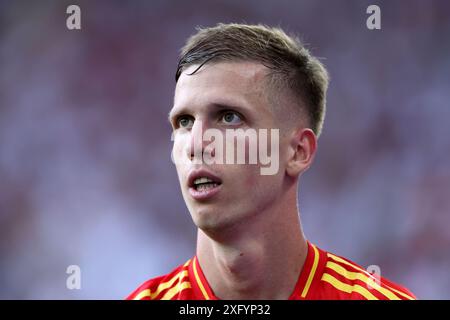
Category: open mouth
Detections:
[
  {"x1": 188, "y1": 170, "x2": 223, "y2": 200},
  {"x1": 192, "y1": 177, "x2": 222, "y2": 192}
]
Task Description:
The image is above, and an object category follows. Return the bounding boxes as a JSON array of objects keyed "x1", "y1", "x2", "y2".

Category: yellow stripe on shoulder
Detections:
[
  {"x1": 183, "y1": 259, "x2": 192, "y2": 267},
  {"x1": 386, "y1": 286, "x2": 415, "y2": 300},
  {"x1": 326, "y1": 261, "x2": 399, "y2": 300},
  {"x1": 301, "y1": 243, "x2": 319, "y2": 298},
  {"x1": 160, "y1": 281, "x2": 191, "y2": 300},
  {"x1": 322, "y1": 273, "x2": 379, "y2": 300},
  {"x1": 327, "y1": 253, "x2": 415, "y2": 300},
  {"x1": 134, "y1": 289, "x2": 151, "y2": 300},
  {"x1": 193, "y1": 257, "x2": 210, "y2": 300},
  {"x1": 133, "y1": 269, "x2": 189, "y2": 300}
]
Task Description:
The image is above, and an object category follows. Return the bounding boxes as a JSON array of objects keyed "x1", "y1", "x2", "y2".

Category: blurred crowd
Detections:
[{"x1": 0, "y1": 0, "x2": 449, "y2": 299}]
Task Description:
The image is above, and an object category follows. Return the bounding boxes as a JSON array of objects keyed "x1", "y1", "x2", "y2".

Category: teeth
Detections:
[
  {"x1": 196, "y1": 183, "x2": 219, "y2": 192},
  {"x1": 194, "y1": 177, "x2": 214, "y2": 185}
]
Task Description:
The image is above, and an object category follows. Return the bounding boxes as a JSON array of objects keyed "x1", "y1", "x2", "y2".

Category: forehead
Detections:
[{"x1": 173, "y1": 61, "x2": 271, "y2": 114}]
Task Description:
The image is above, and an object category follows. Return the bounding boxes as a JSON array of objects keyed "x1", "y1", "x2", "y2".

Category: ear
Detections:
[{"x1": 286, "y1": 128, "x2": 317, "y2": 178}]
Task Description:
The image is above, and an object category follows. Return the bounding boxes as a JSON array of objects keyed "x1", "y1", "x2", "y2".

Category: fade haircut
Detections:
[{"x1": 175, "y1": 23, "x2": 329, "y2": 136}]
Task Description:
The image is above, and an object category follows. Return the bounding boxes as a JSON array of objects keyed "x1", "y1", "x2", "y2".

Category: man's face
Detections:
[{"x1": 170, "y1": 61, "x2": 290, "y2": 232}]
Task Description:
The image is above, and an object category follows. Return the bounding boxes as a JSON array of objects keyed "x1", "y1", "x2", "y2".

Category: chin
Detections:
[
  {"x1": 191, "y1": 205, "x2": 249, "y2": 235},
  {"x1": 191, "y1": 209, "x2": 223, "y2": 230}
]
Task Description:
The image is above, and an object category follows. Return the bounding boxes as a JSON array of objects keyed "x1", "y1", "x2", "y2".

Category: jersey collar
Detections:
[{"x1": 188, "y1": 241, "x2": 323, "y2": 300}]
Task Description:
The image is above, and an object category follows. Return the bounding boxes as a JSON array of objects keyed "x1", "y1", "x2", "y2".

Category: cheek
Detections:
[
  {"x1": 234, "y1": 170, "x2": 282, "y2": 212},
  {"x1": 172, "y1": 134, "x2": 187, "y2": 162},
  {"x1": 172, "y1": 135, "x2": 189, "y2": 180},
  {"x1": 244, "y1": 165, "x2": 261, "y2": 188},
  {"x1": 242, "y1": 165, "x2": 283, "y2": 193},
  {"x1": 236, "y1": 164, "x2": 272, "y2": 190}
]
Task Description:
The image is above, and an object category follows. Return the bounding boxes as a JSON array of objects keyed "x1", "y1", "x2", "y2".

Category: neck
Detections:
[{"x1": 196, "y1": 184, "x2": 308, "y2": 300}]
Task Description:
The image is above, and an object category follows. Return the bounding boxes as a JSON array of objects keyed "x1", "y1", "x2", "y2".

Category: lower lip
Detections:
[{"x1": 189, "y1": 184, "x2": 222, "y2": 201}]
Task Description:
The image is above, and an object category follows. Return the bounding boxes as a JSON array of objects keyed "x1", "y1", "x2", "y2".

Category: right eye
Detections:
[{"x1": 177, "y1": 116, "x2": 194, "y2": 129}]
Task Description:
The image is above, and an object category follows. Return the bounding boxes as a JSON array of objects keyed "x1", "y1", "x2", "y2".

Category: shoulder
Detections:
[
  {"x1": 126, "y1": 259, "x2": 192, "y2": 300},
  {"x1": 311, "y1": 246, "x2": 416, "y2": 300}
]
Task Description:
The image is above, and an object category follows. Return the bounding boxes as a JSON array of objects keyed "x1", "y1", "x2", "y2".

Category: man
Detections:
[{"x1": 127, "y1": 23, "x2": 415, "y2": 300}]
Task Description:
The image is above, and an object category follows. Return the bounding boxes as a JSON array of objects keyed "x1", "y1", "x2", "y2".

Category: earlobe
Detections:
[{"x1": 286, "y1": 129, "x2": 317, "y2": 177}]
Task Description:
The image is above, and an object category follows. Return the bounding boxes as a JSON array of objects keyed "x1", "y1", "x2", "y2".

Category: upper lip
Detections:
[{"x1": 187, "y1": 168, "x2": 222, "y2": 188}]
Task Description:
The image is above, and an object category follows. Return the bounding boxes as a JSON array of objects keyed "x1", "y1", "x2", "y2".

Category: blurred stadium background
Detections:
[{"x1": 0, "y1": 0, "x2": 449, "y2": 299}]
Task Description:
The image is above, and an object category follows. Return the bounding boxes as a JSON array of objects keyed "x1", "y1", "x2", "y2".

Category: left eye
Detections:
[{"x1": 221, "y1": 112, "x2": 242, "y2": 125}]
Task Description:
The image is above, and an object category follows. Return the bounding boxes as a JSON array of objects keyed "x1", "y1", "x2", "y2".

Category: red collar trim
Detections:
[
  {"x1": 188, "y1": 241, "x2": 322, "y2": 300},
  {"x1": 188, "y1": 256, "x2": 217, "y2": 300}
]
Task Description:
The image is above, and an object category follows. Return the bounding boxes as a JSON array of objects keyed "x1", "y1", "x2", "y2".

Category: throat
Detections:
[
  {"x1": 196, "y1": 224, "x2": 308, "y2": 300},
  {"x1": 202, "y1": 235, "x2": 289, "y2": 299},
  {"x1": 214, "y1": 250, "x2": 269, "y2": 299}
]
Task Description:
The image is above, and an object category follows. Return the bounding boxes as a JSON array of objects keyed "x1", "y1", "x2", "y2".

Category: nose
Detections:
[{"x1": 187, "y1": 119, "x2": 215, "y2": 161}]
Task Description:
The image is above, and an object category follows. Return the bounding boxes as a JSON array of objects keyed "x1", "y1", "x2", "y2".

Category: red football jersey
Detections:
[{"x1": 126, "y1": 241, "x2": 416, "y2": 300}]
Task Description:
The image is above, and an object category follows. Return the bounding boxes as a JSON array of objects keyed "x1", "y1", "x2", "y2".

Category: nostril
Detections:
[{"x1": 189, "y1": 133, "x2": 205, "y2": 162}]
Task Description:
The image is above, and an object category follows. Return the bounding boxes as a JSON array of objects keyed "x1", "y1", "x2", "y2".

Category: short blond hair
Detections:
[{"x1": 176, "y1": 23, "x2": 329, "y2": 136}]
